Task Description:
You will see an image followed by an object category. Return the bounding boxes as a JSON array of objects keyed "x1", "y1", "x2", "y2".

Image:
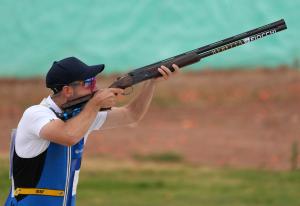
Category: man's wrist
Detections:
[{"x1": 85, "y1": 98, "x2": 101, "y2": 112}]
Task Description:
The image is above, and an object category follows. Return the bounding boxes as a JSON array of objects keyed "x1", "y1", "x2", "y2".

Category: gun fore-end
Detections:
[
  {"x1": 163, "y1": 52, "x2": 201, "y2": 72},
  {"x1": 108, "y1": 75, "x2": 135, "y2": 89}
]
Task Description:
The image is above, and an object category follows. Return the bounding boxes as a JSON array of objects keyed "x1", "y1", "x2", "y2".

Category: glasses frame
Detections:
[{"x1": 69, "y1": 77, "x2": 97, "y2": 92}]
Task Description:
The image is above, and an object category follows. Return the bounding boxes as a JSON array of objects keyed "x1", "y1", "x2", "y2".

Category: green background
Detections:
[{"x1": 0, "y1": 0, "x2": 299, "y2": 76}]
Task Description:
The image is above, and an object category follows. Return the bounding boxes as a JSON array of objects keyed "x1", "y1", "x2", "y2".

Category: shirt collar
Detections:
[{"x1": 40, "y1": 95, "x2": 62, "y2": 113}]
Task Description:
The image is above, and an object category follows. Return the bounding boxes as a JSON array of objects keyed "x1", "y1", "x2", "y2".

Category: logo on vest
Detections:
[
  {"x1": 35, "y1": 189, "x2": 45, "y2": 194},
  {"x1": 75, "y1": 149, "x2": 83, "y2": 154}
]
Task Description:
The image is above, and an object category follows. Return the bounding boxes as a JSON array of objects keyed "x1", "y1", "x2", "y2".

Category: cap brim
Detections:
[{"x1": 83, "y1": 64, "x2": 105, "y2": 79}]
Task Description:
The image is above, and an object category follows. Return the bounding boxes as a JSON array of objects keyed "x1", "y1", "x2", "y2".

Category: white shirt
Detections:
[{"x1": 15, "y1": 96, "x2": 107, "y2": 158}]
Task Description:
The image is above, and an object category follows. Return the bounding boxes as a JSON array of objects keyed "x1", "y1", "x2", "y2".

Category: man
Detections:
[{"x1": 4, "y1": 56, "x2": 180, "y2": 206}]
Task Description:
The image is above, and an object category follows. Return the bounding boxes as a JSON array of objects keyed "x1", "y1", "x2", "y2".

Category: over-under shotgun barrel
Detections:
[{"x1": 125, "y1": 19, "x2": 287, "y2": 84}]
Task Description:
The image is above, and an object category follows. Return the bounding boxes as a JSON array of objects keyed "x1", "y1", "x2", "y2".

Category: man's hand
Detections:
[
  {"x1": 155, "y1": 64, "x2": 180, "y2": 82},
  {"x1": 90, "y1": 88, "x2": 124, "y2": 109}
]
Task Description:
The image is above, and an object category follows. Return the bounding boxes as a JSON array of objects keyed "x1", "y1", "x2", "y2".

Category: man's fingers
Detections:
[
  {"x1": 172, "y1": 64, "x2": 180, "y2": 73},
  {"x1": 160, "y1": 65, "x2": 172, "y2": 76},
  {"x1": 158, "y1": 68, "x2": 168, "y2": 79}
]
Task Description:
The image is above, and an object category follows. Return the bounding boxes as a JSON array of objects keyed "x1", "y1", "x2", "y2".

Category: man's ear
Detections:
[{"x1": 61, "y1": 86, "x2": 74, "y2": 98}]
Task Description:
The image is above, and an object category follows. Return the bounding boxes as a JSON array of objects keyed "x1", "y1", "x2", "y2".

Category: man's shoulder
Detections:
[
  {"x1": 23, "y1": 104, "x2": 54, "y2": 118},
  {"x1": 17, "y1": 103, "x2": 58, "y2": 136}
]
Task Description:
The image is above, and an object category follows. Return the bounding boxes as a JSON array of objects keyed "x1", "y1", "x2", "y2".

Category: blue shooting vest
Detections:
[{"x1": 5, "y1": 108, "x2": 84, "y2": 206}]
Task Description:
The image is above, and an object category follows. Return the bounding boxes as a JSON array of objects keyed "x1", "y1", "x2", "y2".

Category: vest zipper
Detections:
[{"x1": 63, "y1": 146, "x2": 71, "y2": 206}]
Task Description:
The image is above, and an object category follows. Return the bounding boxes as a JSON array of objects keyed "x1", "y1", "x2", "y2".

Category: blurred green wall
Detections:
[{"x1": 0, "y1": 0, "x2": 299, "y2": 77}]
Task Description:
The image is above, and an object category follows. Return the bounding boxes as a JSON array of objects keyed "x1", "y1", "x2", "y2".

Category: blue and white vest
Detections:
[{"x1": 5, "y1": 108, "x2": 84, "y2": 206}]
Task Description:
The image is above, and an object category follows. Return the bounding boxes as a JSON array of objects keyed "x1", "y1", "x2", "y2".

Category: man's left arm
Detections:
[{"x1": 100, "y1": 64, "x2": 180, "y2": 130}]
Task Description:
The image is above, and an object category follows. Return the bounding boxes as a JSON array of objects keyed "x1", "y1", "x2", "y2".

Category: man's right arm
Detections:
[{"x1": 39, "y1": 88, "x2": 123, "y2": 146}]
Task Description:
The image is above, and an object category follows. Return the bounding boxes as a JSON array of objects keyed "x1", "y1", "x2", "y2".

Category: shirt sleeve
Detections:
[
  {"x1": 83, "y1": 111, "x2": 108, "y2": 143},
  {"x1": 23, "y1": 105, "x2": 59, "y2": 138},
  {"x1": 89, "y1": 111, "x2": 108, "y2": 131},
  {"x1": 15, "y1": 105, "x2": 59, "y2": 158}
]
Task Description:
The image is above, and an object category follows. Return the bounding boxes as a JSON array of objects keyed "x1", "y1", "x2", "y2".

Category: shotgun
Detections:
[{"x1": 61, "y1": 19, "x2": 287, "y2": 119}]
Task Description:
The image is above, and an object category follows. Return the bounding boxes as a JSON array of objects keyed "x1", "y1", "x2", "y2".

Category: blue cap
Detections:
[{"x1": 46, "y1": 57, "x2": 104, "y2": 93}]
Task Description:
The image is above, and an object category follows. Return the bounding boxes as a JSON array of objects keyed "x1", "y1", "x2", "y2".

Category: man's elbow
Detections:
[
  {"x1": 127, "y1": 119, "x2": 140, "y2": 128},
  {"x1": 62, "y1": 132, "x2": 82, "y2": 146},
  {"x1": 63, "y1": 138, "x2": 77, "y2": 147},
  {"x1": 126, "y1": 108, "x2": 145, "y2": 126},
  {"x1": 52, "y1": 135, "x2": 76, "y2": 147}
]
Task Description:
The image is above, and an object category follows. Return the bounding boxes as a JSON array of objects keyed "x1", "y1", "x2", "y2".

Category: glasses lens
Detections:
[{"x1": 84, "y1": 77, "x2": 96, "y2": 90}]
